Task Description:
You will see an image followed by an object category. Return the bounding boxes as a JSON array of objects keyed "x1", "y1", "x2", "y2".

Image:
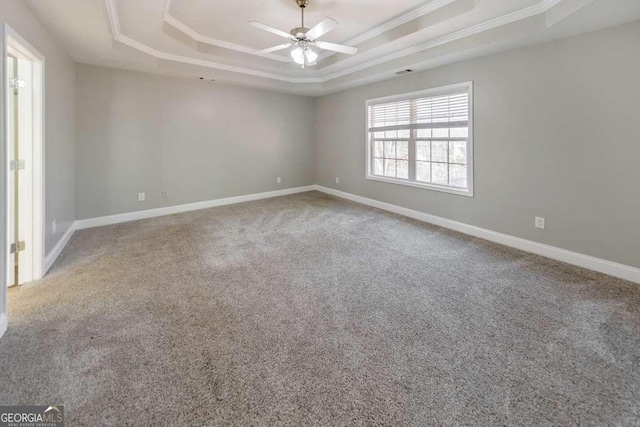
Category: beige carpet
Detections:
[{"x1": 1, "y1": 191, "x2": 639, "y2": 425}]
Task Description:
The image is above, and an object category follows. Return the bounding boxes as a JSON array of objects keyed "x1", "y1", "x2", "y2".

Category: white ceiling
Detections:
[{"x1": 25, "y1": 0, "x2": 640, "y2": 96}]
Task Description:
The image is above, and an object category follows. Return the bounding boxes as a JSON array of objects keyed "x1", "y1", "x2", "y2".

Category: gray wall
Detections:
[
  {"x1": 0, "y1": 1, "x2": 77, "y2": 257},
  {"x1": 315, "y1": 21, "x2": 640, "y2": 269},
  {"x1": 75, "y1": 65, "x2": 315, "y2": 219}
]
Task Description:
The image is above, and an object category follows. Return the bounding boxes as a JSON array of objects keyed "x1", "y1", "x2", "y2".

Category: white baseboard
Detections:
[
  {"x1": 44, "y1": 184, "x2": 640, "y2": 285},
  {"x1": 44, "y1": 222, "x2": 78, "y2": 274},
  {"x1": 76, "y1": 185, "x2": 316, "y2": 230},
  {"x1": 314, "y1": 185, "x2": 640, "y2": 284}
]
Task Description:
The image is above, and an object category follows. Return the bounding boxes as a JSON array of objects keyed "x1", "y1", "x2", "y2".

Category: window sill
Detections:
[{"x1": 366, "y1": 175, "x2": 474, "y2": 197}]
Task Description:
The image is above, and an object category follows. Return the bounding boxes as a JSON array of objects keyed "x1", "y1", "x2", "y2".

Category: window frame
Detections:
[{"x1": 365, "y1": 82, "x2": 474, "y2": 197}]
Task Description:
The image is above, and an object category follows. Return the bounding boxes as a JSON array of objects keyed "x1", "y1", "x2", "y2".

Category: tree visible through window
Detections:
[{"x1": 366, "y1": 83, "x2": 473, "y2": 196}]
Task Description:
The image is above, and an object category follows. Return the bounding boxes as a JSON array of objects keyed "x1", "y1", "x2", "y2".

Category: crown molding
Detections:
[
  {"x1": 540, "y1": 0, "x2": 565, "y2": 10},
  {"x1": 349, "y1": 0, "x2": 460, "y2": 46},
  {"x1": 163, "y1": 0, "x2": 291, "y2": 63},
  {"x1": 104, "y1": 0, "x2": 573, "y2": 86},
  {"x1": 318, "y1": 0, "x2": 459, "y2": 62}
]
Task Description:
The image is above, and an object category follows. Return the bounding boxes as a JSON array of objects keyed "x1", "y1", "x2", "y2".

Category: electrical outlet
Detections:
[
  {"x1": 138, "y1": 192, "x2": 146, "y2": 202},
  {"x1": 277, "y1": 177, "x2": 282, "y2": 184},
  {"x1": 336, "y1": 177, "x2": 340, "y2": 184},
  {"x1": 162, "y1": 191, "x2": 168, "y2": 199},
  {"x1": 52, "y1": 220, "x2": 57, "y2": 234},
  {"x1": 535, "y1": 217, "x2": 545, "y2": 229}
]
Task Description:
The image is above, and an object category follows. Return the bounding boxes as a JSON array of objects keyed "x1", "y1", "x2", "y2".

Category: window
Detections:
[{"x1": 366, "y1": 82, "x2": 473, "y2": 196}]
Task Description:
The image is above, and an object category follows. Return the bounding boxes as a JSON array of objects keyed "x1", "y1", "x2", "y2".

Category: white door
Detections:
[
  {"x1": 6, "y1": 54, "x2": 34, "y2": 287},
  {"x1": 6, "y1": 56, "x2": 16, "y2": 287},
  {"x1": 16, "y1": 57, "x2": 34, "y2": 285}
]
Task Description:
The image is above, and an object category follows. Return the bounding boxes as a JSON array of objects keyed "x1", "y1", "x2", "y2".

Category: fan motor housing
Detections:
[{"x1": 290, "y1": 27, "x2": 310, "y2": 39}]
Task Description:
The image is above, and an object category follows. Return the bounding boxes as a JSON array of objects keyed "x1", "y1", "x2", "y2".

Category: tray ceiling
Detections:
[{"x1": 24, "y1": 0, "x2": 640, "y2": 95}]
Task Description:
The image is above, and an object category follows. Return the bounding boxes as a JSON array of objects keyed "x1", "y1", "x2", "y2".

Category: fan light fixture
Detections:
[
  {"x1": 304, "y1": 47, "x2": 318, "y2": 63},
  {"x1": 291, "y1": 46, "x2": 305, "y2": 65},
  {"x1": 250, "y1": 0, "x2": 358, "y2": 69},
  {"x1": 291, "y1": 45, "x2": 318, "y2": 67}
]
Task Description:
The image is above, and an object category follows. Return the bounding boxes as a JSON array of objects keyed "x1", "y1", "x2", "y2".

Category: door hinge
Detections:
[
  {"x1": 10, "y1": 159, "x2": 25, "y2": 171},
  {"x1": 9, "y1": 77, "x2": 25, "y2": 94},
  {"x1": 10, "y1": 241, "x2": 25, "y2": 254}
]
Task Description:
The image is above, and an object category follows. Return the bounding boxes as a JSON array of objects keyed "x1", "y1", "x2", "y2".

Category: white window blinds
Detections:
[{"x1": 368, "y1": 91, "x2": 469, "y2": 132}]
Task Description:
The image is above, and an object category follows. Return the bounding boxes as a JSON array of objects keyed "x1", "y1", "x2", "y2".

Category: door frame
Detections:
[{"x1": 1, "y1": 25, "x2": 45, "y2": 338}]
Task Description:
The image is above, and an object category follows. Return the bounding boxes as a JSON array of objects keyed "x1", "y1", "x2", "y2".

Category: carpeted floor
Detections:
[{"x1": 0, "y1": 191, "x2": 639, "y2": 425}]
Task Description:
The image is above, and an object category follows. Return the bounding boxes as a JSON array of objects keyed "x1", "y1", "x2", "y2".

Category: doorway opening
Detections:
[{"x1": 4, "y1": 26, "x2": 44, "y2": 289}]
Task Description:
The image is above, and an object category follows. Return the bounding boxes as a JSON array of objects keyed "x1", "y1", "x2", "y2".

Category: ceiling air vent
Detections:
[{"x1": 396, "y1": 69, "x2": 414, "y2": 75}]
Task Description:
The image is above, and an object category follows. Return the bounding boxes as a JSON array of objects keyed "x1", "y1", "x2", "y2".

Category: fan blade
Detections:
[
  {"x1": 306, "y1": 17, "x2": 338, "y2": 40},
  {"x1": 258, "y1": 43, "x2": 293, "y2": 54},
  {"x1": 316, "y1": 41, "x2": 358, "y2": 55},
  {"x1": 249, "y1": 21, "x2": 294, "y2": 40}
]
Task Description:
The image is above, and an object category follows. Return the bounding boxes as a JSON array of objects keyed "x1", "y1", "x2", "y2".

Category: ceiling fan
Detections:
[{"x1": 250, "y1": 0, "x2": 358, "y2": 68}]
